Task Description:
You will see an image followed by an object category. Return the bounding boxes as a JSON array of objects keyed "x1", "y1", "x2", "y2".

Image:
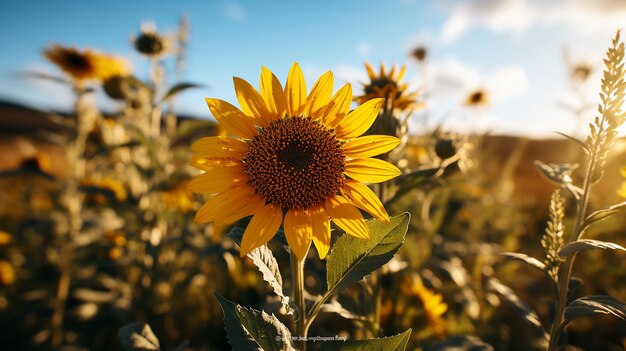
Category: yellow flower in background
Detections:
[
  {"x1": 405, "y1": 275, "x2": 448, "y2": 338},
  {"x1": 0, "y1": 261, "x2": 15, "y2": 285},
  {"x1": 189, "y1": 62, "x2": 401, "y2": 260},
  {"x1": 160, "y1": 182, "x2": 196, "y2": 213},
  {"x1": 81, "y1": 178, "x2": 128, "y2": 203},
  {"x1": 355, "y1": 62, "x2": 419, "y2": 112},
  {"x1": 464, "y1": 88, "x2": 490, "y2": 107},
  {"x1": 618, "y1": 166, "x2": 626, "y2": 198},
  {"x1": 43, "y1": 44, "x2": 130, "y2": 83},
  {"x1": 0, "y1": 231, "x2": 12, "y2": 246}
]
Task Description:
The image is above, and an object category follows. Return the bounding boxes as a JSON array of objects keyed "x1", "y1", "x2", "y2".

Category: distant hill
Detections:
[{"x1": 1, "y1": 99, "x2": 624, "y2": 208}]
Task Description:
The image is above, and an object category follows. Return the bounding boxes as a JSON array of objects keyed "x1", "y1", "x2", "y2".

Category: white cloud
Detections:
[
  {"x1": 356, "y1": 41, "x2": 372, "y2": 57},
  {"x1": 486, "y1": 66, "x2": 529, "y2": 103},
  {"x1": 440, "y1": 0, "x2": 626, "y2": 44},
  {"x1": 223, "y1": 1, "x2": 246, "y2": 21}
]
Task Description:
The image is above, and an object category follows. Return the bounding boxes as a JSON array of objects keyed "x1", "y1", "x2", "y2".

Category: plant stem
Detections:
[
  {"x1": 291, "y1": 252, "x2": 306, "y2": 351},
  {"x1": 51, "y1": 86, "x2": 91, "y2": 347},
  {"x1": 547, "y1": 137, "x2": 598, "y2": 351}
]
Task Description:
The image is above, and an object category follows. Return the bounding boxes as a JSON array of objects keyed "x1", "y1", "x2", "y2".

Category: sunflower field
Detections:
[{"x1": 1, "y1": 4, "x2": 626, "y2": 351}]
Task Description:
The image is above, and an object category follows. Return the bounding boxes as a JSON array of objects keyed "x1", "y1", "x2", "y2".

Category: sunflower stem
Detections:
[
  {"x1": 51, "y1": 85, "x2": 92, "y2": 347},
  {"x1": 291, "y1": 252, "x2": 306, "y2": 351}
]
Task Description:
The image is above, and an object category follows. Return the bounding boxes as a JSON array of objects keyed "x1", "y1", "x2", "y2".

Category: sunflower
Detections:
[
  {"x1": 43, "y1": 44, "x2": 129, "y2": 83},
  {"x1": 189, "y1": 62, "x2": 401, "y2": 260},
  {"x1": 464, "y1": 88, "x2": 490, "y2": 107},
  {"x1": 355, "y1": 62, "x2": 419, "y2": 112},
  {"x1": 132, "y1": 23, "x2": 172, "y2": 57}
]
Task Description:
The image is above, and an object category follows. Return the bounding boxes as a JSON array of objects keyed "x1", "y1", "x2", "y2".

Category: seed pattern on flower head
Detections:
[
  {"x1": 244, "y1": 116, "x2": 345, "y2": 210},
  {"x1": 189, "y1": 62, "x2": 402, "y2": 260}
]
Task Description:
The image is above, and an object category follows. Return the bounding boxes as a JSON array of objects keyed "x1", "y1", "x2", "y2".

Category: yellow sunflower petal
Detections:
[
  {"x1": 365, "y1": 62, "x2": 375, "y2": 79},
  {"x1": 187, "y1": 165, "x2": 247, "y2": 194},
  {"x1": 303, "y1": 71, "x2": 334, "y2": 119},
  {"x1": 233, "y1": 77, "x2": 272, "y2": 125},
  {"x1": 325, "y1": 195, "x2": 369, "y2": 240},
  {"x1": 285, "y1": 62, "x2": 307, "y2": 117},
  {"x1": 320, "y1": 83, "x2": 352, "y2": 128},
  {"x1": 342, "y1": 135, "x2": 401, "y2": 158},
  {"x1": 398, "y1": 65, "x2": 407, "y2": 81},
  {"x1": 342, "y1": 180, "x2": 390, "y2": 222},
  {"x1": 284, "y1": 209, "x2": 312, "y2": 260},
  {"x1": 334, "y1": 98, "x2": 385, "y2": 140},
  {"x1": 310, "y1": 205, "x2": 331, "y2": 259},
  {"x1": 344, "y1": 158, "x2": 402, "y2": 183},
  {"x1": 191, "y1": 136, "x2": 249, "y2": 156},
  {"x1": 260, "y1": 66, "x2": 287, "y2": 121},
  {"x1": 240, "y1": 204, "x2": 283, "y2": 257},
  {"x1": 205, "y1": 98, "x2": 257, "y2": 139},
  {"x1": 389, "y1": 64, "x2": 397, "y2": 78},
  {"x1": 189, "y1": 155, "x2": 239, "y2": 171},
  {"x1": 194, "y1": 185, "x2": 258, "y2": 224},
  {"x1": 215, "y1": 195, "x2": 266, "y2": 228}
]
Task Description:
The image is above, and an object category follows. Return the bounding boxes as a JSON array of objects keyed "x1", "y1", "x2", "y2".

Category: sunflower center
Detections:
[
  {"x1": 243, "y1": 116, "x2": 345, "y2": 210},
  {"x1": 66, "y1": 52, "x2": 91, "y2": 71}
]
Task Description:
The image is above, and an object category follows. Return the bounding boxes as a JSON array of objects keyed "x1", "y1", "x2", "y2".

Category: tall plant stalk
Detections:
[{"x1": 547, "y1": 30, "x2": 626, "y2": 351}]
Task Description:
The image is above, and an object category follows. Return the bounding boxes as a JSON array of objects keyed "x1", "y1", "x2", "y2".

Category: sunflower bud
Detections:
[{"x1": 411, "y1": 46, "x2": 427, "y2": 62}]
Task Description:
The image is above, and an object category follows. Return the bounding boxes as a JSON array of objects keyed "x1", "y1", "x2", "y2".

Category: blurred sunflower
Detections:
[
  {"x1": 0, "y1": 261, "x2": 15, "y2": 285},
  {"x1": 0, "y1": 231, "x2": 12, "y2": 246},
  {"x1": 618, "y1": 166, "x2": 626, "y2": 198},
  {"x1": 356, "y1": 62, "x2": 419, "y2": 112},
  {"x1": 44, "y1": 44, "x2": 129, "y2": 84},
  {"x1": 133, "y1": 23, "x2": 172, "y2": 57},
  {"x1": 464, "y1": 88, "x2": 490, "y2": 107},
  {"x1": 404, "y1": 275, "x2": 448, "y2": 338},
  {"x1": 160, "y1": 182, "x2": 196, "y2": 213},
  {"x1": 189, "y1": 62, "x2": 401, "y2": 259}
]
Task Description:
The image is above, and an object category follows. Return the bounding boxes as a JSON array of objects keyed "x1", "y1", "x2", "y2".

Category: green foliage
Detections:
[
  {"x1": 580, "y1": 200, "x2": 626, "y2": 234},
  {"x1": 317, "y1": 329, "x2": 411, "y2": 351},
  {"x1": 227, "y1": 227, "x2": 291, "y2": 312},
  {"x1": 563, "y1": 295, "x2": 626, "y2": 326},
  {"x1": 215, "y1": 293, "x2": 295, "y2": 351},
  {"x1": 487, "y1": 278, "x2": 545, "y2": 335},
  {"x1": 162, "y1": 82, "x2": 203, "y2": 102},
  {"x1": 557, "y1": 239, "x2": 626, "y2": 257},
  {"x1": 500, "y1": 252, "x2": 546, "y2": 273},
  {"x1": 326, "y1": 213, "x2": 410, "y2": 294}
]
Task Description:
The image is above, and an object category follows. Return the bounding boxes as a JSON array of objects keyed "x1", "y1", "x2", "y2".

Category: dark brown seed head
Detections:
[{"x1": 243, "y1": 116, "x2": 345, "y2": 210}]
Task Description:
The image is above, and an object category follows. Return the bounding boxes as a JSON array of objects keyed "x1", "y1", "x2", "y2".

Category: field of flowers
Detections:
[{"x1": 1, "y1": 16, "x2": 626, "y2": 351}]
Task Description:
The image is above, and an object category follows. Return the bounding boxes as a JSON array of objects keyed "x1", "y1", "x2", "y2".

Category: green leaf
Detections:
[
  {"x1": 385, "y1": 168, "x2": 440, "y2": 207},
  {"x1": 118, "y1": 322, "x2": 161, "y2": 351},
  {"x1": 214, "y1": 292, "x2": 295, "y2": 351},
  {"x1": 430, "y1": 335, "x2": 494, "y2": 351},
  {"x1": 581, "y1": 200, "x2": 626, "y2": 233},
  {"x1": 563, "y1": 295, "x2": 626, "y2": 327},
  {"x1": 227, "y1": 227, "x2": 291, "y2": 313},
  {"x1": 18, "y1": 71, "x2": 70, "y2": 85},
  {"x1": 488, "y1": 278, "x2": 545, "y2": 335},
  {"x1": 162, "y1": 82, "x2": 203, "y2": 101},
  {"x1": 326, "y1": 213, "x2": 409, "y2": 294},
  {"x1": 554, "y1": 132, "x2": 589, "y2": 153},
  {"x1": 558, "y1": 239, "x2": 626, "y2": 257},
  {"x1": 533, "y1": 160, "x2": 578, "y2": 186},
  {"x1": 501, "y1": 252, "x2": 547, "y2": 272},
  {"x1": 318, "y1": 329, "x2": 411, "y2": 351},
  {"x1": 320, "y1": 300, "x2": 369, "y2": 322}
]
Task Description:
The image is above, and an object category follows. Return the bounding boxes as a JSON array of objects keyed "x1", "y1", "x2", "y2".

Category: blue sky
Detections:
[{"x1": 1, "y1": 0, "x2": 625, "y2": 137}]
